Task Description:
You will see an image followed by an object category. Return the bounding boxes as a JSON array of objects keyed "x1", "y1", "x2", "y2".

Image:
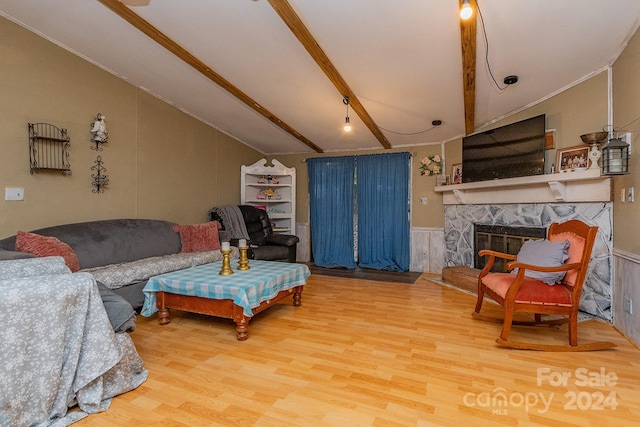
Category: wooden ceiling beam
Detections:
[
  {"x1": 460, "y1": 0, "x2": 477, "y2": 136},
  {"x1": 98, "y1": 0, "x2": 323, "y2": 153},
  {"x1": 267, "y1": 0, "x2": 392, "y2": 149}
]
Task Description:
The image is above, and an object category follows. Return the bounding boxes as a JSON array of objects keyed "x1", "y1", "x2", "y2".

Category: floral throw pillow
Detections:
[
  {"x1": 173, "y1": 221, "x2": 221, "y2": 253},
  {"x1": 15, "y1": 231, "x2": 80, "y2": 272}
]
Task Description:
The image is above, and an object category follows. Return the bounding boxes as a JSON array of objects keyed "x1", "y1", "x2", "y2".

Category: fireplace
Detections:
[
  {"x1": 444, "y1": 202, "x2": 612, "y2": 321},
  {"x1": 437, "y1": 171, "x2": 613, "y2": 321},
  {"x1": 474, "y1": 224, "x2": 546, "y2": 272}
]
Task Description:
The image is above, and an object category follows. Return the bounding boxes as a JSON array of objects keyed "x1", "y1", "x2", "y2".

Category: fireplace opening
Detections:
[{"x1": 474, "y1": 224, "x2": 547, "y2": 272}]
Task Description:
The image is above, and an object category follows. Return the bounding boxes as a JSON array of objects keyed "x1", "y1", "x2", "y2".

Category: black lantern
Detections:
[{"x1": 601, "y1": 137, "x2": 630, "y2": 175}]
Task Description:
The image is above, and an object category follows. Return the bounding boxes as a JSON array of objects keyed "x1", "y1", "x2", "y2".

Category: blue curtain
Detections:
[
  {"x1": 308, "y1": 156, "x2": 357, "y2": 268},
  {"x1": 356, "y1": 152, "x2": 410, "y2": 271}
]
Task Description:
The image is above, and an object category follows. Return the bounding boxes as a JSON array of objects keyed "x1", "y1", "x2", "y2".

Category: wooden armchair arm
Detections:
[
  {"x1": 477, "y1": 249, "x2": 517, "y2": 277},
  {"x1": 506, "y1": 261, "x2": 582, "y2": 273},
  {"x1": 478, "y1": 249, "x2": 517, "y2": 260}
]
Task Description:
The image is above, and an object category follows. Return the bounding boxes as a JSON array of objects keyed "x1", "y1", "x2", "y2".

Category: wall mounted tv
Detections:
[{"x1": 462, "y1": 114, "x2": 546, "y2": 183}]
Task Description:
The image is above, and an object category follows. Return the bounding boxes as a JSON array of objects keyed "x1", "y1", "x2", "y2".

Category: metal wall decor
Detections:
[
  {"x1": 90, "y1": 113, "x2": 108, "y2": 150},
  {"x1": 91, "y1": 155, "x2": 109, "y2": 193},
  {"x1": 28, "y1": 122, "x2": 71, "y2": 175}
]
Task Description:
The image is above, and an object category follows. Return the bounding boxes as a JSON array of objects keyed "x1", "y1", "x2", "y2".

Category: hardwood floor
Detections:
[{"x1": 79, "y1": 274, "x2": 640, "y2": 426}]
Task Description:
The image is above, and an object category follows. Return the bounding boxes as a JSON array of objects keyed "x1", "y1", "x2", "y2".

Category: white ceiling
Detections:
[{"x1": 2, "y1": 0, "x2": 640, "y2": 154}]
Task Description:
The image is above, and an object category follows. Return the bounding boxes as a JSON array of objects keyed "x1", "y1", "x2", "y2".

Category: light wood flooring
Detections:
[{"x1": 78, "y1": 273, "x2": 640, "y2": 426}]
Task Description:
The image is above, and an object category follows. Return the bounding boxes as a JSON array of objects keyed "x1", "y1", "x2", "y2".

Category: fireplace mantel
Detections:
[{"x1": 435, "y1": 169, "x2": 611, "y2": 205}]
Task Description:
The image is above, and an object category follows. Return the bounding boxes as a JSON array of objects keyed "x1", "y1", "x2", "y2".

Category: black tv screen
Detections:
[{"x1": 462, "y1": 114, "x2": 546, "y2": 183}]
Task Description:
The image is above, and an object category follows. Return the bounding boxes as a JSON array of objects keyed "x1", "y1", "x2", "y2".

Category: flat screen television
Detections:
[{"x1": 462, "y1": 114, "x2": 546, "y2": 183}]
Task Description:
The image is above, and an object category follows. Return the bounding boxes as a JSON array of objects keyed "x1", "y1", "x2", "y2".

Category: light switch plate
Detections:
[{"x1": 5, "y1": 188, "x2": 24, "y2": 201}]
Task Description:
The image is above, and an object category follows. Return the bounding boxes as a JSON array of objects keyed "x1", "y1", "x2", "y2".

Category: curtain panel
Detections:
[
  {"x1": 357, "y1": 152, "x2": 410, "y2": 271},
  {"x1": 307, "y1": 152, "x2": 410, "y2": 271},
  {"x1": 308, "y1": 156, "x2": 357, "y2": 268}
]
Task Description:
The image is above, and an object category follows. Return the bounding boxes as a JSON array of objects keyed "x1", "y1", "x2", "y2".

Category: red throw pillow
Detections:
[
  {"x1": 173, "y1": 221, "x2": 221, "y2": 253},
  {"x1": 15, "y1": 231, "x2": 80, "y2": 272}
]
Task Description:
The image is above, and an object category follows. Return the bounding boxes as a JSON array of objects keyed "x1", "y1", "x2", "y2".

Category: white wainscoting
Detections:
[
  {"x1": 613, "y1": 249, "x2": 640, "y2": 346},
  {"x1": 410, "y1": 227, "x2": 445, "y2": 273},
  {"x1": 297, "y1": 223, "x2": 445, "y2": 272}
]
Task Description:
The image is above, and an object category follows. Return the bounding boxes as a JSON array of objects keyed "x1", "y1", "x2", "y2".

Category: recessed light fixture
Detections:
[{"x1": 503, "y1": 75, "x2": 519, "y2": 85}]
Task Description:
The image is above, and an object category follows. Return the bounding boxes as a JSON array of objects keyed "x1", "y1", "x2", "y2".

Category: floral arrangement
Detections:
[{"x1": 419, "y1": 154, "x2": 443, "y2": 176}]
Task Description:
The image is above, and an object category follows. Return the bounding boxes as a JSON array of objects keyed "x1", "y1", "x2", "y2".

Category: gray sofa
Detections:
[{"x1": 0, "y1": 218, "x2": 233, "y2": 310}]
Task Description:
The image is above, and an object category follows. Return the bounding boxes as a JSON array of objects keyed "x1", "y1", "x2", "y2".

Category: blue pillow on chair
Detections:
[{"x1": 511, "y1": 238, "x2": 570, "y2": 285}]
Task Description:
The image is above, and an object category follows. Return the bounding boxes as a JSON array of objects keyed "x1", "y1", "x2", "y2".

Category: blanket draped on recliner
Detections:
[{"x1": 210, "y1": 205, "x2": 250, "y2": 240}]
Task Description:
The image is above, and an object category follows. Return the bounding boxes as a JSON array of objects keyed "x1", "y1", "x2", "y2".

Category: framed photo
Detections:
[
  {"x1": 556, "y1": 145, "x2": 590, "y2": 171},
  {"x1": 436, "y1": 175, "x2": 449, "y2": 186},
  {"x1": 452, "y1": 163, "x2": 462, "y2": 184}
]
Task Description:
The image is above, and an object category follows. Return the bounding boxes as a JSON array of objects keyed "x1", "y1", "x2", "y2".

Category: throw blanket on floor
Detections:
[
  {"x1": 0, "y1": 258, "x2": 148, "y2": 427},
  {"x1": 210, "y1": 205, "x2": 250, "y2": 239}
]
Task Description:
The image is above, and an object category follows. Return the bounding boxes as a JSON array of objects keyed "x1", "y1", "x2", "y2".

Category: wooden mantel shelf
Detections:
[{"x1": 434, "y1": 168, "x2": 611, "y2": 205}]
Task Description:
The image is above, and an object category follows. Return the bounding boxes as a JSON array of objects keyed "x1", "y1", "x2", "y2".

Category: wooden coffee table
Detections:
[{"x1": 141, "y1": 260, "x2": 310, "y2": 340}]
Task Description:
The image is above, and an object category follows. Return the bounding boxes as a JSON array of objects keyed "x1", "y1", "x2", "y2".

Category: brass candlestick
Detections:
[
  {"x1": 219, "y1": 248, "x2": 234, "y2": 275},
  {"x1": 238, "y1": 246, "x2": 250, "y2": 271}
]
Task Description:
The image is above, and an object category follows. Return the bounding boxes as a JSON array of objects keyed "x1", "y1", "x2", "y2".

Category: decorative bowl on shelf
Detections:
[{"x1": 580, "y1": 132, "x2": 608, "y2": 145}]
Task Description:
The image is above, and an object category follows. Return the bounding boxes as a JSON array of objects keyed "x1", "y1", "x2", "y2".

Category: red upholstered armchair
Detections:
[{"x1": 473, "y1": 219, "x2": 615, "y2": 351}]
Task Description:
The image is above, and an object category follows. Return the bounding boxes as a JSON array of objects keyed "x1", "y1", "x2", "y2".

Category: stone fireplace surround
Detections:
[{"x1": 435, "y1": 170, "x2": 613, "y2": 322}]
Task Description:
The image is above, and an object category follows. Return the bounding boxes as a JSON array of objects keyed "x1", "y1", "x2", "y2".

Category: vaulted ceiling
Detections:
[{"x1": 2, "y1": 0, "x2": 640, "y2": 154}]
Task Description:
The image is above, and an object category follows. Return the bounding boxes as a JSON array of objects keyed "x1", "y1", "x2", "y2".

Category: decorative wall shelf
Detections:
[
  {"x1": 434, "y1": 169, "x2": 611, "y2": 205},
  {"x1": 28, "y1": 122, "x2": 71, "y2": 175}
]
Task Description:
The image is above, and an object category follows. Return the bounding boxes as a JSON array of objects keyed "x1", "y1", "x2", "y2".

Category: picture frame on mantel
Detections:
[
  {"x1": 557, "y1": 145, "x2": 590, "y2": 171},
  {"x1": 452, "y1": 163, "x2": 462, "y2": 184}
]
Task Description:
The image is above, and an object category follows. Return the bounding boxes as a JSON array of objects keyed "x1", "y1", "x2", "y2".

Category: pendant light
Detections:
[{"x1": 343, "y1": 96, "x2": 351, "y2": 132}]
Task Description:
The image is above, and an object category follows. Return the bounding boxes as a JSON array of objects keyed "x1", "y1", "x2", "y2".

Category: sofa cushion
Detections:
[
  {"x1": 173, "y1": 221, "x2": 222, "y2": 253},
  {"x1": 0, "y1": 249, "x2": 36, "y2": 261},
  {"x1": 15, "y1": 231, "x2": 80, "y2": 272},
  {"x1": 96, "y1": 281, "x2": 136, "y2": 333},
  {"x1": 0, "y1": 219, "x2": 184, "y2": 270}
]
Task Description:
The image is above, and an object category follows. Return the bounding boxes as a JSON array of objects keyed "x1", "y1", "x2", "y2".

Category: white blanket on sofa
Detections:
[
  {"x1": 80, "y1": 249, "x2": 237, "y2": 290},
  {"x1": 0, "y1": 257, "x2": 148, "y2": 427}
]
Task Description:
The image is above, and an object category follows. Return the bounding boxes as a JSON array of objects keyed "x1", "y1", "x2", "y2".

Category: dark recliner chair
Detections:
[{"x1": 209, "y1": 205, "x2": 299, "y2": 263}]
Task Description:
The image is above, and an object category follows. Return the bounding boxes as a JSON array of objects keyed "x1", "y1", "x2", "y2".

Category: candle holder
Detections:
[
  {"x1": 238, "y1": 245, "x2": 250, "y2": 271},
  {"x1": 219, "y1": 248, "x2": 234, "y2": 275}
]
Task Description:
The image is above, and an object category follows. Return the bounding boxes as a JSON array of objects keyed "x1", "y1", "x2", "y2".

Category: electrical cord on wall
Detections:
[{"x1": 477, "y1": 2, "x2": 508, "y2": 92}]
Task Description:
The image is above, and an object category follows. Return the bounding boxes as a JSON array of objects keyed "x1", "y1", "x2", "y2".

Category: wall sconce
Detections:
[
  {"x1": 343, "y1": 96, "x2": 351, "y2": 132},
  {"x1": 601, "y1": 137, "x2": 630, "y2": 175},
  {"x1": 90, "y1": 113, "x2": 108, "y2": 151},
  {"x1": 91, "y1": 155, "x2": 109, "y2": 193},
  {"x1": 460, "y1": 0, "x2": 473, "y2": 20}
]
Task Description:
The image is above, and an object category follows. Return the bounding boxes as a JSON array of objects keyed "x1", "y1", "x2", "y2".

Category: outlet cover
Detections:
[{"x1": 624, "y1": 296, "x2": 633, "y2": 315}]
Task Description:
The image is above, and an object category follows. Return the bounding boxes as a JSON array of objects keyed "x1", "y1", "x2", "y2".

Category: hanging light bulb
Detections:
[
  {"x1": 343, "y1": 96, "x2": 352, "y2": 132},
  {"x1": 460, "y1": 0, "x2": 473, "y2": 20}
]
